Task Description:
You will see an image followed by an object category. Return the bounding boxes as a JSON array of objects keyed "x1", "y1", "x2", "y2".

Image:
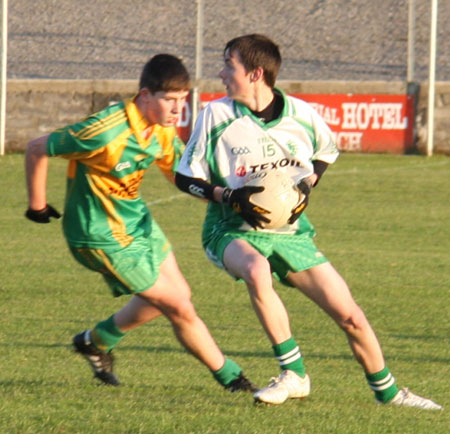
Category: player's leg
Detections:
[
  {"x1": 140, "y1": 251, "x2": 224, "y2": 370},
  {"x1": 288, "y1": 262, "x2": 385, "y2": 373},
  {"x1": 113, "y1": 296, "x2": 163, "y2": 331},
  {"x1": 223, "y1": 239, "x2": 309, "y2": 404},
  {"x1": 137, "y1": 250, "x2": 256, "y2": 392},
  {"x1": 287, "y1": 262, "x2": 442, "y2": 409},
  {"x1": 223, "y1": 239, "x2": 292, "y2": 344},
  {"x1": 84, "y1": 251, "x2": 186, "y2": 353},
  {"x1": 72, "y1": 298, "x2": 163, "y2": 386},
  {"x1": 70, "y1": 232, "x2": 167, "y2": 386}
]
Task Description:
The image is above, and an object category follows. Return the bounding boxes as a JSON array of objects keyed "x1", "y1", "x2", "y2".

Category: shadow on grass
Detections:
[{"x1": 3, "y1": 341, "x2": 450, "y2": 364}]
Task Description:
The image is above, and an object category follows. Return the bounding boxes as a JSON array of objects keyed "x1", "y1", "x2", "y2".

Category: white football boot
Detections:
[
  {"x1": 379, "y1": 388, "x2": 443, "y2": 410},
  {"x1": 253, "y1": 370, "x2": 310, "y2": 404}
]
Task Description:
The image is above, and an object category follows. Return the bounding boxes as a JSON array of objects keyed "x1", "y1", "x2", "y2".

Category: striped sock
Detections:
[
  {"x1": 273, "y1": 337, "x2": 306, "y2": 377},
  {"x1": 366, "y1": 366, "x2": 399, "y2": 403}
]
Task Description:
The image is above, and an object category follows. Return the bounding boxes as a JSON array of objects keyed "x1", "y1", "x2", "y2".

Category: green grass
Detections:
[{"x1": 1, "y1": 153, "x2": 449, "y2": 433}]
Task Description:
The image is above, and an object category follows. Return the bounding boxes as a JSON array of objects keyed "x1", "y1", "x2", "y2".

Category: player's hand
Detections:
[
  {"x1": 25, "y1": 204, "x2": 62, "y2": 223},
  {"x1": 288, "y1": 179, "x2": 312, "y2": 224},
  {"x1": 222, "y1": 186, "x2": 270, "y2": 229}
]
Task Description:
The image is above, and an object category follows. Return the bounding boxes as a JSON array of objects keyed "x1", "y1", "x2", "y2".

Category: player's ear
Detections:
[
  {"x1": 250, "y1": 67, "x2": 264, "y2": 83},
  {"x1": 139, "y1": 87, "x2": 153, "y2": 100}
]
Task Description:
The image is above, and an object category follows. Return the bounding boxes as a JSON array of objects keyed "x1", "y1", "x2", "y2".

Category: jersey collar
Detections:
[
  {"x1": 234, "y1": 87, "x2": 288, "y2": 129},
  {"x1": 125, "y1": 96, "x2": 153, "y2": 148}
]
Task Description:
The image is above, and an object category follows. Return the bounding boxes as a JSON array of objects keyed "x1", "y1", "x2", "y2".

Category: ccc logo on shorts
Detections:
[{"x1": 231, "y1": 147, "x2": 251, "y2": 155}]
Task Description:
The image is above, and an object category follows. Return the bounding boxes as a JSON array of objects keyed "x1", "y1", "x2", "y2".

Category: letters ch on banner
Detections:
[{"x1": 300, "y1": 94, "x2": 415, "y2": 153}]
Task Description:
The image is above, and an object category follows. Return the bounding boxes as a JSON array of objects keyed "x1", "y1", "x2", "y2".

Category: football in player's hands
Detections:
[
  {"x1": 222, "y1": 186, "x2": 270, "y2": 228},
  {"x1": 288, "y1": 179, "x2": 312, "y2": 224}
]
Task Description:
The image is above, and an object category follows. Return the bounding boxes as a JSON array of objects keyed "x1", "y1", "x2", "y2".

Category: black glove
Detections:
[
  {"x1": 222, "y1": 186, "x2": 270, "y2": 229},
  {"x1": 288, "y1": 179, "x2": 312, "y2": 224},
  {"x1": 25, "y1": 204, "x2": 62, "y2": 223}
]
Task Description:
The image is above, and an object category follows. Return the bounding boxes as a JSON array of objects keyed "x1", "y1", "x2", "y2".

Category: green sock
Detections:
[
  {"x1": 90, "y1": 315, "x2": 126, "y2": 353},
  {"x1": 273, "y1": 337, "x2": 306, "y2": 377},
  {"x1": 366, "y1": 366, "x2": 399, "y2": 403},
  {"x1": 212, "y1": 358, "x2": 242, "y2": 387}
]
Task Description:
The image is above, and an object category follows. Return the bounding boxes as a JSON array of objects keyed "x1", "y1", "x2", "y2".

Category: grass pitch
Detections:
[{"x1": 0, "y1": 153, "x2": 449, "y2": 433}]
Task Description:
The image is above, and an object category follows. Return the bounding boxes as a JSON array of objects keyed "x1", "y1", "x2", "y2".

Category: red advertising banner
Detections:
[
  {"x1": 176, "y1": 95, "x2": 192, "y2": 144},
  {"x1": 298, "y1": 94, "x2": 415, "y2": 153},
  {"x1": 178, "y1": 93, "x2": 415, "y2": 154}
]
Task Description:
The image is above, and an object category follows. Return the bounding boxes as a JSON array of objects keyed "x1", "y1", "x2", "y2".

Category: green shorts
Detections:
[
  {"x1": 69, "y1": 220, "x2": 172, "y2": 297},
  {"x1": 204, "y1": 226, "x2": 327, "y2": 287}
]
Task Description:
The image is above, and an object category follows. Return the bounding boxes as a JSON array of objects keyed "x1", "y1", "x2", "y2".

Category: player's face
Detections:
[
  {"x1": 219, "y1": 49, "x2": 252, "y2": 102},
  {"x1": 141, "y1": 89, "x2": 188, "y2": 127}
]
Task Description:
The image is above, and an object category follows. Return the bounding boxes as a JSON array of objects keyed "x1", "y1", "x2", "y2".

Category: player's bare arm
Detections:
[
  {"x1": 25, "y1": 135, "x2": 61, "y2": 223},
  {"x1": 25, "y1": 135, "x2": 50, "y2": 210}
]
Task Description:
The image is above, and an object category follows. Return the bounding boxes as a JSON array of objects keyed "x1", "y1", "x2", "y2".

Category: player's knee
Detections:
[
  {"x1": 178, "y1": 282, "x2": 192, "y2": 300},
  {"x1": 167, "y1": 298, "x2": 197, "y2": 324},
  {"x1": 338, "y1": 306, "x2": 368, "y2": 334},
  {"x1": 243, "y1": 256, "x2": 271, "y2": 287}
]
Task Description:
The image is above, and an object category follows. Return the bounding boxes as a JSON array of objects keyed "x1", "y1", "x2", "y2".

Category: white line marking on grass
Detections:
[
  {"x1": 147, "y1": 193, "x2": 187, "y2": 206},
  {"x1": 328, "y1": 160, "x2": 448, "y2": 175},
  {"x1": 146, "y1": 161, "x2": 448, "y2": 204}
]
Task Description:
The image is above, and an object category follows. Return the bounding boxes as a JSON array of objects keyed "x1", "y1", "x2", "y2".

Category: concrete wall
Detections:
[{"x1": 4, "y1": 79, "x2": 450, "y2": 155}]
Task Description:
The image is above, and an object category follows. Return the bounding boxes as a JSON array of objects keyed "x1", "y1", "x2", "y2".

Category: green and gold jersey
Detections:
[{"x1": 47, "y1": 97, "x2": 184, "y2": 249}]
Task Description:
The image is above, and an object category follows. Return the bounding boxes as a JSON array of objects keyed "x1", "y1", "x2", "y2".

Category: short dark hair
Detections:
[
  {"x1": 139, "y1": 54, "x2": 190, "y2": 93},
  {"x1": 224, "y1": 34, "x2": 281, "y2": 88}
]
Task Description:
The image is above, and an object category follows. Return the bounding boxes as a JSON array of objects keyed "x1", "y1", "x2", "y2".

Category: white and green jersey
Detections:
[{"x1": 177, "y1": 88, "x2": 339, "y2": 235}]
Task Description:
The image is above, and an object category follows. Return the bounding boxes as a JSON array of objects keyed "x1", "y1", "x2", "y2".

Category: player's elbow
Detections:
[
  {"x1": 26, "y1": 135, "x2": 49, "y2": 157},
  {"x1": 174, "y1": 172, "x2": 196, "y2": 195}
]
